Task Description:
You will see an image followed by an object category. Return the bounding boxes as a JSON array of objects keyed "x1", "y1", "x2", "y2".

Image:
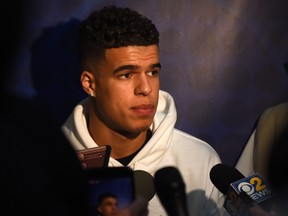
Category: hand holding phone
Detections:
[{"x1": 77, "y1": 145, "x2": 111, "y2": 169}]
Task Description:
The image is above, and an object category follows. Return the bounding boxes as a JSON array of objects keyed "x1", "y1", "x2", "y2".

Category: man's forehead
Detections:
[
  {"x1": 105, "y1": 45, "x2": 159, "y2": 57},
  {"x1": 104, "y1": 45, "x2": 159, "y2": 67}
]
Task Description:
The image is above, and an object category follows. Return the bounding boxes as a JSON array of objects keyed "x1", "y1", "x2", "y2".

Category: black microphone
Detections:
[
  {"x1": 210, "y1": 163, "x2": 274, "y2": 216},
  {"x1": 133, "y1": 170, "x2": 155, "y2": 201},
  {"x1": 210, "y1": 163, "x2": 245, "y2": 195},
  {"x1": 154, "y1": 166, "x2": 189, "y2": 216}
]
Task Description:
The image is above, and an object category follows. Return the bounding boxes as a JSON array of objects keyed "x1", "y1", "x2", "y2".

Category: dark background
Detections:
[{"x1": 10, "y1": 0, "x2": 288, "y2": 166}]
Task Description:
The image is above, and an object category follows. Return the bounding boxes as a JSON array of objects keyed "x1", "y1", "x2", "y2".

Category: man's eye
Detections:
[
  {"x1": 147, "y1": 70, "x2": 159, "y2": 77},
  {"x1": 118, "y1": 73, "x2": 132, "y2": 79}
]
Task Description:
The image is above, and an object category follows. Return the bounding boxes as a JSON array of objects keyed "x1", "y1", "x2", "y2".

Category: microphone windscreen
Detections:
[
  {"x1": 209, "y1": 163, "x2": 245, "y2": 194},
  {"x1": 154, "y1": 166, "x2": 185, "y2": 190},
  {"x1": 154, "y1": 166, "x2": 188, "y2": 216},
  {"x1": 133, "y1": 170, "x2": 155, "y2": 201}
]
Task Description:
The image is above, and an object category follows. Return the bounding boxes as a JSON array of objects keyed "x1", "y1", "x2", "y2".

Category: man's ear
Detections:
[{"x1": 81, "y1": 71, "x2": 95, "y2": 97}]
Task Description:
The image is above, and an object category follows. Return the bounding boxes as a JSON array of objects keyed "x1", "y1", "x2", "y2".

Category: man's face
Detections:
[
  {"x1": 97, "y1": 197, "x2": 118, "y2": 216},
  {"x1": 92, "y1": 45, "x2": 160, "y2": 134}
]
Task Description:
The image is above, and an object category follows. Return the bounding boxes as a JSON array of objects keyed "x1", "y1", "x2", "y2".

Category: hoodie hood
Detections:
[{"x1": 62, "y1": 90, "x2": 177, "y2": 171}]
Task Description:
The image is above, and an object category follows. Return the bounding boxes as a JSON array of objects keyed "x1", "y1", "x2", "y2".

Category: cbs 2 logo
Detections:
[{"x1": 237, "y1": 177, "x2": 267, "y2": 195}]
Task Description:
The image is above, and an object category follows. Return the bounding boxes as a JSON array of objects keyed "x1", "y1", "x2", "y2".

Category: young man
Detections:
[{"x1": 62, "y1": 6, "x2": 225, "y2": 215}]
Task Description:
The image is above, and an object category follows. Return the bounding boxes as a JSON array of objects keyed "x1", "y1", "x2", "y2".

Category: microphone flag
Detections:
[{"x1": 224, "y1": 173, "x2": 274, "y2": 216}]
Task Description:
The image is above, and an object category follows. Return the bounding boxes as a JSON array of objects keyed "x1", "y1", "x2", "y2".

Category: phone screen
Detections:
[{"x1": 85, "y1": 167, "x2": 135, "y2": 215}]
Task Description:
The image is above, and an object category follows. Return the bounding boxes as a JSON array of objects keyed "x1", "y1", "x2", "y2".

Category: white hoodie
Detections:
[{"x1": 62, "y1": 90, "x2": 225, "y2": 216}]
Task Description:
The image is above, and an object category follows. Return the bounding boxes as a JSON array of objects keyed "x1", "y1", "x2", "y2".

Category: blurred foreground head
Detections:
[
  {"x1": 0, "y1": 2, "x2": 89, "y2": 215},
  {"x1": 1, "y1": 1, "x2": 25, "y2": 95}
]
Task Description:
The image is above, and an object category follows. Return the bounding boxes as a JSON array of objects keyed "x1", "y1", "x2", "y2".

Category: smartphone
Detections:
[
  {"x1": 77, "y1": 145, "x2": 111, "y2": 169},
  {"x1": 85, "y1": 167, "x2": 135, "y2": 215}
]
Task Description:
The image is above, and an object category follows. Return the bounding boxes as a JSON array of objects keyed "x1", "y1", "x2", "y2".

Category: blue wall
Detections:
[{"x1": 13, "y1": 0, "x2": 288, "y2": 165}]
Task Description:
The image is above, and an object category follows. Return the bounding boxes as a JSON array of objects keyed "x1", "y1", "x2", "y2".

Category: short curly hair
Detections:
[{"x1": 78, "y1": 6, "x2": 159, "y2": 71}]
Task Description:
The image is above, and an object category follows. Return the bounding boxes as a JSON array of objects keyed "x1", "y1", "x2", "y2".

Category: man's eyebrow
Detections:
[
  {"x1": 113, "y1": 65, "x2": 138, "y2": 74},
  {"x1": 113, "y1": 63, "x2": 161, "y2": 74},
  {"x1": 152, "y1": 63, "x2": 161, "y2": 69}
]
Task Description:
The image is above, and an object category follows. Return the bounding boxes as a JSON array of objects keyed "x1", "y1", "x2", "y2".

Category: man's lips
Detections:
[{"x1": 131, "y1": 104, "x2": 155, "y2": 115}]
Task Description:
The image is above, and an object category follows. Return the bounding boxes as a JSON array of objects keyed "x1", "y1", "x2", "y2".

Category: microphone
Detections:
[
  {"x1": 154, "y1": 166, "x2": 189, "y2": 216},
  {"x1": 133, "y1": 170, "x2": 155, "y2": 201},
  {"x1": 210, "y1": 163, "x2": 274, "y2": 216},
  {"x1": 124, "y1": 170, "x2": 155, "y2": 216}
]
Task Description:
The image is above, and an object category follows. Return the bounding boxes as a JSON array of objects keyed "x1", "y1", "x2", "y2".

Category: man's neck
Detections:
[{"x1": 88, "y1": 102, "x2": 149, "y2": 159}]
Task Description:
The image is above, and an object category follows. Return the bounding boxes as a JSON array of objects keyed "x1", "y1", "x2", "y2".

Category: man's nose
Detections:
[{"x1": 134, "y1": 75, "x2": 152, "y2": 96}]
